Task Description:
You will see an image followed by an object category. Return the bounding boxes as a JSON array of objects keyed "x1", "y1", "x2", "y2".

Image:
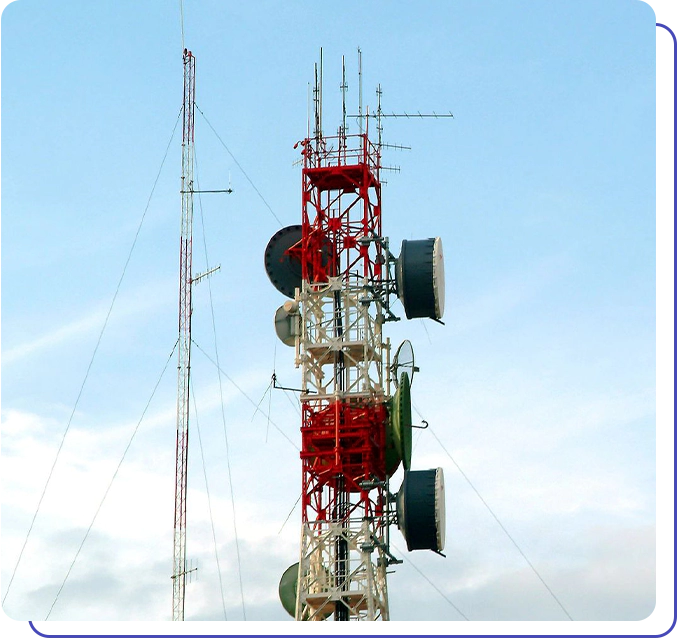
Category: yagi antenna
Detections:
[
  {"x1": 349, "y1": 111, "x2": 454, "y2": 119},
  {"x1": 381, "y1": 143, "x2": 412, "y2": 151},
  {"x1": 193, "y1": 264, "x2": 221, "y2": 285}
]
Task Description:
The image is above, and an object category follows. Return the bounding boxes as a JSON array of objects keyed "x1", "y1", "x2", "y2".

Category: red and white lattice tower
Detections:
[
  {"x1": 172, "y1": 48, "x2": 195, "y2": 623},
  {"x1": 288, "y1": 87, "x2": 393, "y2": 622},
  {"x1": 269, "y1": 53, "x2": 447, "y2": 622}
]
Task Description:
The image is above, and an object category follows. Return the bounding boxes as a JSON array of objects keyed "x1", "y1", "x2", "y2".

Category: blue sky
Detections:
[{"x1": 0, "y1": 0, "x2": 662, "y2": 630}]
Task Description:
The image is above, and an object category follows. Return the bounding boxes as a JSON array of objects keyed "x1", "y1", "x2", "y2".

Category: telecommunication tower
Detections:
[
  {"x1": 267, "y1": 52, "x2": 447, "y2": 621},
  {"x1": 170, "y1": 47, "x2": 231, "y2": 621},
  {"x1": 172, "y1": 48, "x2": 196, "y2": 622}
]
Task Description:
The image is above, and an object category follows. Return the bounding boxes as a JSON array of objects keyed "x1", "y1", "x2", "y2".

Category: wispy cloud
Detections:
[
  {"x1": 3, "y1": 309, "x2": 107, "y2": 366},
  {"x1": 2, "y1": 280, "x2": 174, "y2": 366}
]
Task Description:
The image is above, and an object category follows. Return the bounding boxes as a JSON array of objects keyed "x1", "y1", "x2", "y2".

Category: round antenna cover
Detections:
[
  {"x1": 392, "y1": 339, "x2": 416, "y2": 388},
  {"x1": 274, "y1": 302, "x2": 300, "y2": 347},
  {"x1": 278, "y1": 562, "x2": 299, "y2": 618},
  {"x1": 397, "y1": 468, "x2": 446, "y2": 552},
  {"x1": 385, "y1": 397, "x2": 402, "y2": 477},
  {"x1": 396, "y1": 237, "x2": 445, "y2": 320},
  {"x1": 391, "y1": 372, "x2": 413, "y2": 471},
  {"x1": 265, "y1": 225, "x2": 303, "y2": 298}
]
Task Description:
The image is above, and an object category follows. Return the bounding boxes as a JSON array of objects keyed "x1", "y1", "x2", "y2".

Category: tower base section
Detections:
[{"x1": 297, "y1": 519, "x2": 389, "y2": 621}]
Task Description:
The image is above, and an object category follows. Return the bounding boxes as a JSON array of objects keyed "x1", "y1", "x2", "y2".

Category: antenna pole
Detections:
[
  {"x1": 313, "y1": 63, "x2": 320, "y2": 140},
  {"x1": 341, "y1": 55, "x2": 347, "y2": 137},
  {"x1": 172, "y1": 48, "x2": 196, "y2": 622},
  {"x1": 358, "y1": 47, "x2": 363, "y2": 135},
  {"x1": 319, "y1": 47, "x2": 323, "y2": 139},
  {"x1": 340, "y1": 55, "x2": 348, "y2": 160},
  {"x1": 376, "y1": 83, "x2": 383, "y2": 152}
]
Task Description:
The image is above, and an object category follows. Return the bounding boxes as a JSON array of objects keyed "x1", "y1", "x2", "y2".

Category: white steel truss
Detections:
[
  {"x1": 297, "y1": 277, "x2": 387, "y2": 402},
  {"x1": 296, "y1": 518, "x2": 389, "y2": 621}
]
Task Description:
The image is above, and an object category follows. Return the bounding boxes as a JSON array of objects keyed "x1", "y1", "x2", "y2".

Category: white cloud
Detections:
[{"x1": 1, "y1": 385, "x2": 303, "y2": 622}]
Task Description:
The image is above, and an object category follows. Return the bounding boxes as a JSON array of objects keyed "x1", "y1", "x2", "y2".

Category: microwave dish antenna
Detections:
[
  {"x1": 397, "y1": 468, "x2": 446, "y2": 553},
  {"x1": 264, "y1": 225, "x2": 303, "y2": 298},
  {"x1": 396, "y1": 237, "x2": 445, "y2": 321},
  {"x1": 392, "y1": 339, "x2": 418, "y2": 388}
]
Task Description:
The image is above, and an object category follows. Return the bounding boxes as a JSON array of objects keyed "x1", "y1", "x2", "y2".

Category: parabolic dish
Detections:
[
  {"x1": 264, "y1": 225, "x2": 303, "y2": 298},
  {"x1": 274, "y1": 301, "x2": 300, "y2": 347},
  {"x1": 278, "y1": 562, "x2": 299, "y2": 618},
  {"x1": 390, "y1": 371, "x2": 413, "y2": 471},
  {"x1": 279, "y1": 563, "x2": 330, "y2": 620},
  {"x1": 396, "y1": 467, "x2": 446, "y2": 553},
  {"x1": 385, "y1": 397, "x2": 401, "y2": 477},
  {"x1": 392, "y1": 339, "x2": 416, "y2": 388},
  {"x1": 396, "y1": 237, "x2": 445, "y2": 320}
]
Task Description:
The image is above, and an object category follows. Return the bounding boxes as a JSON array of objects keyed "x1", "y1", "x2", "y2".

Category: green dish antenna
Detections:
[
  {"x1": 278, "y1": 562, "x2": 299, "y2": 617},
  {"x1": 387, "y1": 371, "x2": 413, "y2": 474}
]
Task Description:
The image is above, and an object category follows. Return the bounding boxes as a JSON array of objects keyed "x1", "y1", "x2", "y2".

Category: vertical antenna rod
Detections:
[
  {"x1": 341, "y1": 55, "x2": 348, "y2": 137},
  {"x1": 376, "y1": 83, "x2": 383, "y2": 152},
  {"x1": 313, "y1": 63, "x2": 320, "y2": 140},
  {"x1": 172, "y1": 48, "x2": 196, "y2": 622},
  {"x1": 358, "y1": 47, "x2": 363, "y2": 135}
]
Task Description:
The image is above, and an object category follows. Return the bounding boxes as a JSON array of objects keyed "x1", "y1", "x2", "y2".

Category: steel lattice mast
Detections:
[
  {"x1": 172, "y1": 48, "x2": 196, "y2": 623},
  {"x1": 268, "y1": 52, "x2": 448, "y2": 622},
  {"x1": 295, "y1": 139, "x2": 390, "y2": 621},
  {"x1": 289, "y1": 66, "x2": 392, "y2": 621}
]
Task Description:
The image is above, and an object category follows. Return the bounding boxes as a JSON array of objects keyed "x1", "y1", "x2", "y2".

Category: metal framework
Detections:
[
  {"x1": 268, "y1": 52, "x2": 450, "y2": 622},
  {"x1": 172, "y1": 48, "x2": 195, "y2": 622},
  {"x1": 292, "y1": 118, "x2": 395, "y2": 620}
]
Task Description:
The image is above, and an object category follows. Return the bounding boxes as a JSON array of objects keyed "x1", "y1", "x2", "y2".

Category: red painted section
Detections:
[{"x1": 301, "y1": 400, "x2": 388, "y2": 490}]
